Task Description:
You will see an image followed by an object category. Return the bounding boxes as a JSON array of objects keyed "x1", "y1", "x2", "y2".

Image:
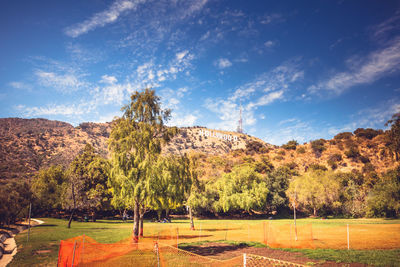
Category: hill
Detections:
[{"x1": 0, "y1": 118, "x2": 397, "y2": 181}]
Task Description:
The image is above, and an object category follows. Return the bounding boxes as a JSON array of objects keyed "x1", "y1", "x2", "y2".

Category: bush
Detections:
[
  {"x1": 308, "y1": 163, "x2": 328, "y2": 171},
  {"x1": 345, "y1": 146, "x2": 361, "y2": 160},
  {"x1": 311, "y1": 139, "x2": 326, "y2": 156},
  {"x1": 296, "y1": 147, "x2": 306, "y2": 154},
  {"x1": 334, "y1": 132, "x2": 353, "y2": 140},
  {"x1": 354, "y1": 128, "x2": 383, "y2": 140},
  {"x1": 245, "y1": 140, "x2": 266, "y2": 154},
  {"x1": 282, "y1": 140, "x2": 298, "y2": 150},
  {"x1": 329, "y1": 153, "x2": 342, "y2": 162}
]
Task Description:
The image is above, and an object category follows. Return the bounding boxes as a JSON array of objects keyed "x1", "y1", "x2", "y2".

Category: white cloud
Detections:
[
  {"x1": 100, "y1": 75, "x2": 118, "y2": 84},
  {"x1": 35, "y1": 70, "x2": 86, "y2": 93},
  {"x1": 15, "y1": 103, "x2": 89, "y2": 117},
  {"x1": 247, "y1": 90, "x2": 284, "y2": 110},
  {"x1": 176, "y1": 50, "x2": 189, "y2": 61},
  {"x1": 65, "y1": 0, "x2": 145, "y2": 38},
  {"x1": 264, "y1": 40, "x2": 276, "y2": 48},
  {"x1": 215, "y1": 58, "x2": 232, "y2": 69},
  {"x1": 310, "y1": 13, "x2": 400, "y2": 96},
  {"x1": 168, "y1": 113, "x2": 198, "y2": 127},
  {"x1": 205, "y1": 59, "x2": 304, "y2": 131},
  {"x1": 9, "y1": 81, "x2": 32, "y2": 91}
]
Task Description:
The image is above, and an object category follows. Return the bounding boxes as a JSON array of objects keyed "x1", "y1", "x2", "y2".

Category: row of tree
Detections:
[{"x1": 2, "y1": 90, "x2": 399, "y2": 244}]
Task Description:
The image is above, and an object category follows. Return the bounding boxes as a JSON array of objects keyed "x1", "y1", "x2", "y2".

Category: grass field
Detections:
[{"x1": 9, "y1": 217, "x2": 400, "y2": 266}]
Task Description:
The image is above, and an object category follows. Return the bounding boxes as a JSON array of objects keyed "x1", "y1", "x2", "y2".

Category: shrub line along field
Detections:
[{"x1": 8, "y1": 218, "x2": 400, "y2": 266}]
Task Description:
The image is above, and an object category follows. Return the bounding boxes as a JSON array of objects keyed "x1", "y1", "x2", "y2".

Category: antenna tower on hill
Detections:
[{"x1": 237, "y1": 104, "x2": 243, "y2": 133}]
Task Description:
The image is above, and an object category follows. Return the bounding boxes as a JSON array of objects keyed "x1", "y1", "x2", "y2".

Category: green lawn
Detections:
[{"x1": 9, "y1": 217, "x2": 400, "y2": 266}]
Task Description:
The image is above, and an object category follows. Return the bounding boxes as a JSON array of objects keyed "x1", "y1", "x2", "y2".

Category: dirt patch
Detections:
[
  {"x1": 181, "y1": 242, "x2": 366, "y2": 266},
  {"x1": 35, "y1": 250, "x2": 51, "y2": 254}
]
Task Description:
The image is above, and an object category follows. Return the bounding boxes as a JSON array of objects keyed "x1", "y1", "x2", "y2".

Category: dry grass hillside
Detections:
[{"x1": 0, "y1": 118, "x2": 397, "y2": 182}]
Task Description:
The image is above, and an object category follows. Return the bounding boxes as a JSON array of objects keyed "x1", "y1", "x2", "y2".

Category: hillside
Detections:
[{"x1": 0, "y1": 118, "x2": 397, "y2": 181}]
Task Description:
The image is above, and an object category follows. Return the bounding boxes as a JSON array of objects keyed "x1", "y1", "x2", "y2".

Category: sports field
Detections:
[{"x1": 9, "y1": 218, "x2": 400, "y2": 266}]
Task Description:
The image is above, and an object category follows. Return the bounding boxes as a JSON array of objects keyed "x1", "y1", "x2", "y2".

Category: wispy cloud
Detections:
[
  {"x1": 309, "y1": 37, "x2": 400, "y2": 95},
  {"x1": 15, "y1": 102, "x2": 91, "y2": 117},
  {"x1": 65, "y1": 0, "x2": 145, "y2": 38},
  {"x1": 35, "y1": 70, "x2": 87, "y2": 93},
  {"x1": 259, "y1": 13, "x2": 284, "y2": 25},
  {"x1": 9, "y1": 81, "x2": 32, "y2": 91},
  {"x1": 205, "y1": 59, "x2": 304, "y2": 131}
]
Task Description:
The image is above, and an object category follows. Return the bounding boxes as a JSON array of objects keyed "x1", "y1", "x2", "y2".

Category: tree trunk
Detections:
[
  {"x1": 68, "y1": 209, "x2": 75, "y2": 228},
  {"x1": 313, "y1": 207, "x2": 317, "y2": 217},
  {"x1": 165, "y1": 208, "x2": 170, "y2": 220},
  {"x1": 68, "y1": 183, "x2": 76, "y2": 229},
  {"x1": 189, "y1": 206, "x2": 195, "y2": 230},
  {"x1": 139, "y1": 214, "x2": 144, "y2": 237},
  {"x1": 92, "y1": 210, "x2": 96, "y2": 222},
  {"x1": 133, "y1": 200, "x2": 139, "y2": 243},
  {"x1": 139, "y1": 204, "x2": 144, "y2": 237},
  {"x1": 157, "y1": 210, "x2": 162, "y2": 221}
]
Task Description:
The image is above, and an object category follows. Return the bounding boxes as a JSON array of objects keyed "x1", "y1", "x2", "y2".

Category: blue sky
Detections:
[{"x1": 1, "y1": 0, "x2": 399, "y2": 145}]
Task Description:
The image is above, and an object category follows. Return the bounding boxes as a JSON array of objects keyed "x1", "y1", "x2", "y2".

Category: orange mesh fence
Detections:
[
  {"x1": 245, "y1": 254, "x2": 309, "y2": 267},
  {"x1": 57, "y1": 223, "x2": 400, "y2": 266}
]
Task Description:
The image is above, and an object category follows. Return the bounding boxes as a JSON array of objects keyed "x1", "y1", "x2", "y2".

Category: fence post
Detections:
[
  {"x1": 263, "y1": 222, "x2": 266, "y2": 244},
  {"x1": 199, "y1": 223, "x2": 202, "y2": 242},
  {"x1": 178, "y1": 227, "x2": 180, "y2": 247},
  {"x1": 267, "y1": 221, "x2": 271, "y2": 247},
  {"x1": 248, "y1": 224, "x2": 250, "y2": 242},
  {"x1": 243, "y1": 253, "x2": 246, "y2": 267},
  {"x1": 155, "y1": 242, "x2": 160, "y2": 267},
  {"x1": 347, "y1": 224, "x2": 350, "y2": 250},
  {"x1": 71, "y1": 240, "x2": 77, "y2": 267}
]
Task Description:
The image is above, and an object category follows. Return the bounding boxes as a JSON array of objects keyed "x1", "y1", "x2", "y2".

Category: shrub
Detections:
[
  {"x1": 282, "y1": 140, "x2": 298, "y2": 150},
  {"x1": 354, "y1": 128, "x2": 383, "y2": 140},
  {"x1": 273, "y1": 155, "x2": 284, "y2": 161},
  {"x1": 246, "y1": 140, "x2": 266, "y2": 154},
  {"x1": 334, "y1": 132, "x2": 353, "y2": 140},
  {"x1": 296, "y1": 147, "x2": 306, "y2": 154},
  {"x1": 311, "y1": 139, "x2": 326, "y2": 156},
  {"x1": 308, "y1": 163, "x2": 328, "y2": 171},
  {"x1": 345, "y1": 146, "x2": 361, "y2": 160}
]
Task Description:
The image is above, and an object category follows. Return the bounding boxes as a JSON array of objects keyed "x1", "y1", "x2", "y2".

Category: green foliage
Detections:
[
  {"x1": 282, "y1": 140, "x2": 298, "y2": 150},
  {"x1": 68, "y1": 144, "x2": 111, "y2": 211},
  {"x1": 213, "y1": 165, "x2": 269, "y2": 213},
  {"x1": 149, "y1": 155, "x2": 193, "y2": 215},
  {"x1": 336, "y1": 171, "x2": 367, "y2": 217},
  {"x1": 287, "y1": 170, "x2": 341, "y2": 216},
  {"x1": 0, "y1": 180, "x2": 31, "y2": 225},
  {"x1": 385, "y1": 113, "x2": 400, "y2": 161},
  {"x1": 353, "y1": 128, "x2": 383, "y2": 139},
  {"x1": 310, "y1": 139, "x2": 326, "y2": 156},
  {"x1": 254, "y1": 156, "x2": 274, "y2": 174},
  {"x1": 32, "y1": 165, "x2": 67, "y2": 210},
  {"x1": 366, "y1": 167, "x2": 400, "y2": 217},
  {"x1": 334, "y1": 132, "x2": 353, "y2": 140}
]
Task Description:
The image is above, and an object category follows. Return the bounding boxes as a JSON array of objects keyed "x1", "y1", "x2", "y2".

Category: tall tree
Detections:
[
  {"x1": 31, "y1": 165, "x2": 67, "y2": 211},
  {"x1": 385, "y1": 113, "x2": 400, "y2": 161},
  {"x1": 108, "y1": 89, "x2": 177, "y2": 242},
  {"x1": 287, "y1": 170, "x2": 341, "y2": 216},
  {"x1": 65, "y1": 144, "x2": 110, "y2": 228}
]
